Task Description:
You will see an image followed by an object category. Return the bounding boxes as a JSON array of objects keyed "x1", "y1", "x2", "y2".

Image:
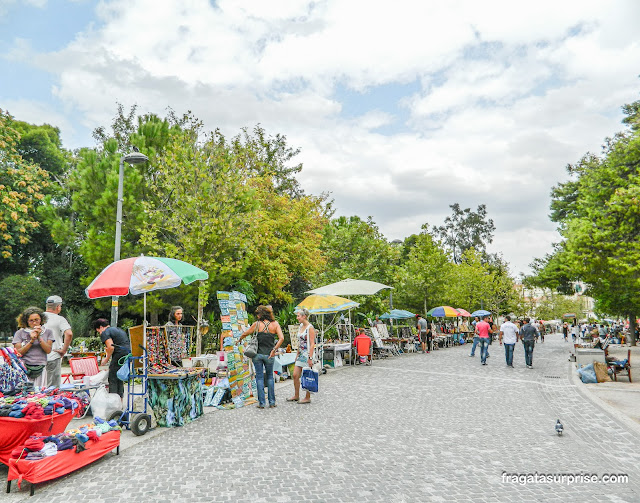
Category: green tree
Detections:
[
  {"x1": 0, "y1": 275, "x2": 49, "y2": 333},
  {"x1": 12, "y1": 120, "x2": 68, "y2": 179},
  {"x1": 433, "y1": 203, "x2": 495, "y2": 264},
  {"x1": 446, "y1": 249, "x2": 493, "y2": 312},
  {"x1": 0, "y1": 109, "x2": 50, "y2": 262},
  {"x1": 394, "y1": 226, "x2": 451, "y2": 313},
  {"x1": 531, "y1": 98, "x2": 640, "y2": 344},
  {"x1": 533, "y1": 291, "x2": 584, "y2": 321},
  {"x1": 312, "y1": 216, "x2": 400, "y2": 314}
]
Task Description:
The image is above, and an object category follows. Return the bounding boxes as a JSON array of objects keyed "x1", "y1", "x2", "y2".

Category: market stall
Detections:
[
  {"x1": 426, "y1": 306, "x2": 462, "y2": 349},
  {"x1": 6, "y1": 422, "x2": 121, "y2": 495},
  {"x1": 379, "y1": 309, "x2": 416, "y2": 351},
  {"x1": 1, "y1": 348, "x2": 90, "y2": 466},
  {"x1": 295, "y1": 294, "x2": 359, "y2": 367},
  {"x1": 85, "y1": 256, "x2": 210, "y2": 428}
]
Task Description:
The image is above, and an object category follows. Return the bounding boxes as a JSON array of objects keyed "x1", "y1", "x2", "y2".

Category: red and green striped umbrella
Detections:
[{"x1": 86, "y1": 256, "x2": 208, "y2": 299}]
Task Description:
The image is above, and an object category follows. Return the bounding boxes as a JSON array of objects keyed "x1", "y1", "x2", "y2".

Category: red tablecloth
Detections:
[
  {"x1": 0, "y1": 410, "x2": 74, "y2": 466},
  {"x1": 8, "y1": 430, "x2": 120, "y2": 489}
]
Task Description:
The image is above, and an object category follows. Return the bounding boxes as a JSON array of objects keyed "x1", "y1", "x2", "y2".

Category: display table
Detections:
[
  {"x1": 148, "y1": 372, "x2": 203, "y2": 427},
  {"x1": 323, "y1": 343, "x2": 351, "y2": 367},
  {"x1": 0, "y1": 410, "x2": 75, "y2": 466},
  {"x1": 6, "y1": 430, "x2": 120, "y2": 495}
]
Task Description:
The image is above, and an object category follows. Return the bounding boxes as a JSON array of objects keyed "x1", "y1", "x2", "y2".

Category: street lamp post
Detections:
[{"x1": 111, "y1": 151, "x2": 149, "y2": 327}]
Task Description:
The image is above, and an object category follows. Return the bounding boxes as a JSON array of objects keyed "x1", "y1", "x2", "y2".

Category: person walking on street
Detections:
[
  {"x1": 563, "y1": 322, "x2": 568, "y2": 342},
  {"x1": 43, "y1": 295, "x2": 73, "y2": 388},
  {"x1": 499, "y1": 316, "x2": 518, "y2": 367},
  {"x1": 416, "y1": 314, "x2": 431, "y2": 353},
  {"x1": 519, "y1": 317, "x2": 539, "y2": 369},
  {"x1": 475, "y1": 315, "x2": 493, "y2": 365},
  {"x1": 93, "y1": 319, "x2": 131, "y2": 398},
  {"x1": 469, "y1": 316, "x2": 481, "y2": 357},
  {"x1": 238, "y1": 305, "x2": 284, "y2": 408}
]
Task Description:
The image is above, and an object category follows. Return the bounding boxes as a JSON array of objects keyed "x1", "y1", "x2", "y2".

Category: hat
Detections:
[{"x1": 46, "y1": 295, "x2": 63, "y2": 304}]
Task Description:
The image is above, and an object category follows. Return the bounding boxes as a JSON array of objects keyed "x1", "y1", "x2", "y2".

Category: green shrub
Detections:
[{"x1": 65, "y1": 307, "x2": 94, "y2": 338}]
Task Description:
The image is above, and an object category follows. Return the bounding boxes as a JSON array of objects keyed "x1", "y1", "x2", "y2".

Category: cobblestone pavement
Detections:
[{"x1": 4, "y1": 334, "x2": 640, "y2": 502}]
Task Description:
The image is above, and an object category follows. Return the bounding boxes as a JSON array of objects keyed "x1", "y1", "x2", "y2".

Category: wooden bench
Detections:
[{"x1": 606, "y1": 348, "x2": 632, "y2": 382}]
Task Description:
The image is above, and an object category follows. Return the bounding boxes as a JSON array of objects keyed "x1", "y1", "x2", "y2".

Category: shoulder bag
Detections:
[{"x1": 243, "y1": 323, "x2": 259, "y2": 359}]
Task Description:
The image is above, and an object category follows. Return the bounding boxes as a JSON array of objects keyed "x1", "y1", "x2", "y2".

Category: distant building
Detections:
[{"x1": 513, "y1": 283, "x2": 595, "y2": 320}]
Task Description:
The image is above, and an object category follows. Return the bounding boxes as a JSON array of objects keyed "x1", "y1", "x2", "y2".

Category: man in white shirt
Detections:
[
  {"x1": 43, "y1": 295, "x2": 73, "y2": 387},
  {"x1": 499, "y1": 316, "x2": 519, "y2": 368}
]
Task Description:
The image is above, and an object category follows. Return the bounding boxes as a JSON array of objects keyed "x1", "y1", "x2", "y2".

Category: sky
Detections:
[{"x1": 2, "y1": 0, "x2": 640, "y2": 277}]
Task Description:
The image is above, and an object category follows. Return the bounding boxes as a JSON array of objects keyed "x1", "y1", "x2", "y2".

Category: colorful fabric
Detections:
[{"x1": 148, "y1": 374, "x2": 203, "y2": 427}]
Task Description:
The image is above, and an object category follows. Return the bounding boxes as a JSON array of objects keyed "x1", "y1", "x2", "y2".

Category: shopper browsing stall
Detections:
[
  {"x1": 92, "y1": 319, "x2": 131, "y2": 398},
  {"x1": 288, "y1": 308, "x2": 315, "y2": 405},
  {"x1": 238, "y1": 305, "x2": 284, "y2": 409},
  {"x1": 13, "y1": 307, "x2": 55, "y2": 387}
]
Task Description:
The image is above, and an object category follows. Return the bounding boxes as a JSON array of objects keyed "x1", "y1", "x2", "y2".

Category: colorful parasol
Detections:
[
  {"x1": 295, "y1": 295, "x2": 359, "y2": 314},
  {"x1": 427, "y1": 306, "x2": 461, "y2": 317},
  {"x1": 86, "y1": 256, "x2": 209, "y2": 299},
  {"x1": 455, "y1": 308, "x2": 472, "y2": 317}
]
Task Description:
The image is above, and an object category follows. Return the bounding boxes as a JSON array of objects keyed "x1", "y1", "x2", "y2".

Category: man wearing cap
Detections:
[{"x1": 43, "y1": 295, "x2": 73, "y2": 388}]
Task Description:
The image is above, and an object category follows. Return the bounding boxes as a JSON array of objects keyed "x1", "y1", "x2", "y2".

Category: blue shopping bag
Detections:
[
  {"x1": 301, "y1": 368, "x2": 319, "y2": 393},
  {"x1": 116, "y1": 354, "x2": 132, "y2": 381}
]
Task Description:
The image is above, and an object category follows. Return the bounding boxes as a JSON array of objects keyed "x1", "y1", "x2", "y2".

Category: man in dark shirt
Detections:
[
  {"x1": 519, "y1": 317, "x2": 540, "y2": 369},
  {"x1": 92, "y1": 318, "x2": 131, "y2": 398}
]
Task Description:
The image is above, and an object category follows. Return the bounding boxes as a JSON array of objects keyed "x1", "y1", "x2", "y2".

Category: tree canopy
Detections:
[
  {"x1": 1, "y1": 105, "x2": 525, "y2": 334},
  {"x1": 530, "y1": 98, "x2": 640, "y2": 344}
]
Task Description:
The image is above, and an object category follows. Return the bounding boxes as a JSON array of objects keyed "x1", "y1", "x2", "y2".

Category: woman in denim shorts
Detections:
[{"x1": 287, "y1": 308, "x2": 316, "y2": 404}]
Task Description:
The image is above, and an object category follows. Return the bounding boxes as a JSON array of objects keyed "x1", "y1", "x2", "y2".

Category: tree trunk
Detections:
[
  {"x1": 629, "y1": 313, "x2": 637, "y2": 347},
  {"x1": 150, "y1": 310, "x2": 158, "y2": 327}
]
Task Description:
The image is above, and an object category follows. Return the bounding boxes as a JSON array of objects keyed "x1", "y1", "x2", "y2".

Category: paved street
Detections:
[{"x1": 4, "y1": 333, "x2": 640, "y2": 502}]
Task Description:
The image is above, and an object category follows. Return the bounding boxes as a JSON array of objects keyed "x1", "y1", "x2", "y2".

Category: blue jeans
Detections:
[
  {"x1": 470, "y1": 337, "x2": 479, "y2": 355},
  {"x1": 253, "y1": 353, "x2": 275, "y2": 406},
  {"x1": 504, "y1": 343, "x2": 515, "y2": 366},
  {"x1": 523, "y1": 340, "x2": 535, "y2": 366},
  {"x1": 479, "y1": 338, "x2": 490, "y2": 363}
]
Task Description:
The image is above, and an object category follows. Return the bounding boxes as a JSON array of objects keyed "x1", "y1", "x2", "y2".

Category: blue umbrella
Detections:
[
  {"x1": 471, "y1": 309, "x2": 491, "y2": 317},
  {"x1": 380, "y1": 309, "x2": 415, "y2": 320}
]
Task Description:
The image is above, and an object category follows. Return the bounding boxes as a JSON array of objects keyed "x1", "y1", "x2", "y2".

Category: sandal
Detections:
[
  {"x1": 298, "y1": 399, "x2": 311, "y2": 404},
  {"x1": 286, "y1": 397, "x2": 299, "y2": 402}
]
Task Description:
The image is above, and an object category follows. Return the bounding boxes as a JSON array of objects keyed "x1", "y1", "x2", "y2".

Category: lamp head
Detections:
[{"x1": 123, "y1": 152, "x2": 149, "y2": 164}]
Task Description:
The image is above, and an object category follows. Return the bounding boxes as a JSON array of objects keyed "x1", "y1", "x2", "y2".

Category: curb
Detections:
[{"x1": 569, "y1": 360, "x2": 640, "y2": 437}]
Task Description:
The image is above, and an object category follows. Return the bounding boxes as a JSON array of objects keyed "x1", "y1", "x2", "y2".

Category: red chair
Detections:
[
  {"x1": 354, "y1": 333, "x2": 372, "y2": 365},
  {"x1": 61, "y1": 356, "x2": 100, "y2": 384}
]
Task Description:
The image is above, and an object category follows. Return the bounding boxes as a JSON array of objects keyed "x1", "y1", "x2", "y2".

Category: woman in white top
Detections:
[{"x1": 287, "y1": 308, "x2": 316, "y2": 404}]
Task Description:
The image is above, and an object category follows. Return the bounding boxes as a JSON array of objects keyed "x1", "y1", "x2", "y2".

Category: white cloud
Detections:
[{"x1": 6, "y1": 0, "x2": 640, "y2": 277}]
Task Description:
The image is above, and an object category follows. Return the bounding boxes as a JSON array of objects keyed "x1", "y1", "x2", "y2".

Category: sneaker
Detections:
[
  {"x1": 482, "y1": 362, "x2": 487, "y2": 365},
  {"x1": 469, "y1": 354, "x2": 475, "y2": 357},
  {"x1": 527, "y1": 365, "x2": 532, "y2": 369}
]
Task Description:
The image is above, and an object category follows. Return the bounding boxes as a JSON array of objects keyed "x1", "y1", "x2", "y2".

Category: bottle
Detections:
[{"x1": 286, "y1": 344, "x2": 291, "y2": 353}]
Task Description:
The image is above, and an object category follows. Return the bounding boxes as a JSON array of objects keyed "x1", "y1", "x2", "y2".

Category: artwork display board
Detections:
[{"x1": 216, "y1": 291, "x2": 256, "y2": 409}]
